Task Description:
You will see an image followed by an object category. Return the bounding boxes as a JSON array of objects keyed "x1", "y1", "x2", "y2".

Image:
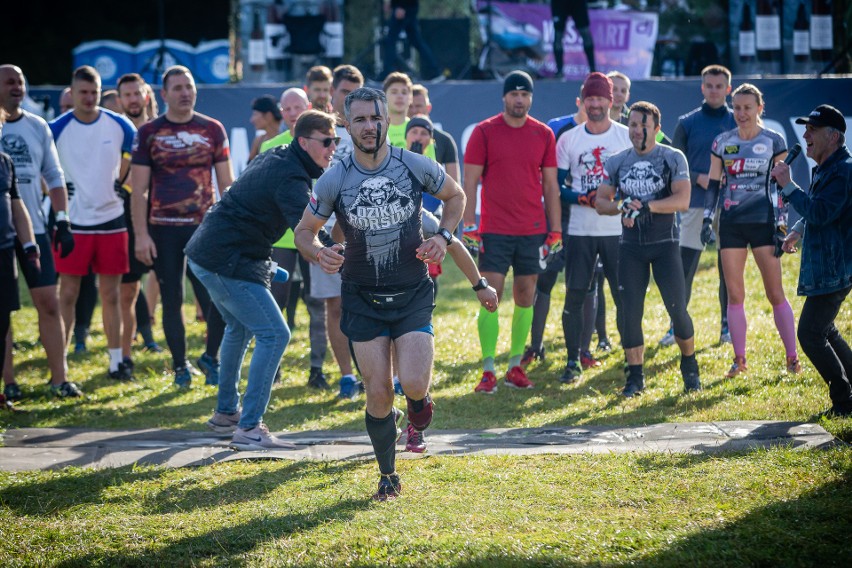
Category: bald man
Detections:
[{"x1": 259, "y1": 88, "x2": 310, "y2": 153}]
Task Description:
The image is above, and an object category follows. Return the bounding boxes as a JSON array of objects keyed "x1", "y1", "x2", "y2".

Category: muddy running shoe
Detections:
[
  {"x1": 580, "y1": 350, "x2": 601, "y2": 369},
  {"x1": 520, "y1": 345, "x2": 545, "y2": 368},
  {"x1": 372, "y1": 472, "x2": 402, "y2": 501},
  {"x1": 50, "y1": 381, "x2": 83, "y2": 398},
  {"x1": 559, "y1": 360, "x2": 582, "y2": 384},
  {"x1": 405, "y1": 423, "x2": 427, "y2": 453},
  {"x1": 474, "y1": 371, "x2": 497, "y2": 394},
  {"x1": 230, "y1": 422, "x2": 297, "y2": 450},
  {"x1": 786, "y1": 356, "x2": 802, "y2": 374},
  {"x1": 207, "y1": 409, "x2": 241, "y2": 434},
  {"x1": 725, "y1": 356, "x2": 748, "y2": 379},
  {"x1": 504, "y1": 366, "x2": 534, "y2": 389}
]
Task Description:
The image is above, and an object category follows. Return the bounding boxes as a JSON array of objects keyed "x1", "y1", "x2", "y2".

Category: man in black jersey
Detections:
[{"x1": 294, "y1": 87, "x2": 465, "y2": 500}]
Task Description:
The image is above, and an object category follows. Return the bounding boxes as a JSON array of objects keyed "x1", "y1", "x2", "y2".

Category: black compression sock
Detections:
[
  {"x1": 627, "y1": 364, "x2": 644, "y2": 378},
  {"x1": 680, "y1": 353, "x2": 698, "y2": 372},
  {"x1": 365, "y1": 410, "x2": 397, "y2": 475},
  {"x1": 406, "y1": 396, "x2": 424, "y2": 413}
]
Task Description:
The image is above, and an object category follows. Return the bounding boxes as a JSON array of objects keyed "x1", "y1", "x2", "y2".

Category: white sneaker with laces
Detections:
[{"x1": 230, "y1": 423, "x2": 297, "y2": 450}]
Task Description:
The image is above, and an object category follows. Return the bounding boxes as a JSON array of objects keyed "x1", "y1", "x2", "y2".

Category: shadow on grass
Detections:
[{"x1": 1, "y1": 460, "x2": 362, "y2": 518}]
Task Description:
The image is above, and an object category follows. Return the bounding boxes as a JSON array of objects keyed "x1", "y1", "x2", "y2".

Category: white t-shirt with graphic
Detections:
[{"x1": 556, "y1": 121, "x2": 631, "y2": 237}]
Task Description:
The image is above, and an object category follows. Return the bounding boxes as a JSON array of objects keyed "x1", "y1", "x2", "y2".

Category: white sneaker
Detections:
[
  {"x1": 207, "y1": 409, "x2": 240, "y2": 434},
  {"x1": 658, "y1": 327, "x2": 676, "y2": 346},
  {"x1": 230, "y1": 423, "x2": 297, "y2": 450}
]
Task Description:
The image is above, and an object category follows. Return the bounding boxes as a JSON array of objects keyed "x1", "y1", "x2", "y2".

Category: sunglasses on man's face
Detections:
[{"x1": 304, "y1": 136, "x2": 341, "y2": 148}]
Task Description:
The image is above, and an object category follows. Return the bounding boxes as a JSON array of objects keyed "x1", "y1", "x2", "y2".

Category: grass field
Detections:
[{"x1": 1, "y1": 248, "x2": 851, "y2": 566}]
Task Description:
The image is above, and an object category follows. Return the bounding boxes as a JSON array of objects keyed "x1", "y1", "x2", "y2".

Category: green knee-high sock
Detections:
[
  {"x1": 509, "y1": 305, "x2": 534, "y2": 368},
  {"x1": 478, "y1": 305, "x2": 499, "y2": 373}
]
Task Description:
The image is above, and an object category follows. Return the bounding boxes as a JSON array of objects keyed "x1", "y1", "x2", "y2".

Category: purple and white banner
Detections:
[{"x1": 477, "y1": 2, "x2": 658, "y2": 79}]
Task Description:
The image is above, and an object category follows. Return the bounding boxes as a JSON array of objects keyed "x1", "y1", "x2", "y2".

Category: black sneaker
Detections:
[
  {"x1": 520, "y1": 345, "x2": 545, "y2": 367},
  {"x1": 596, "y1": 338, "x2": 612, "y2": 353},
  {"x1": 108, "y1": 361, "x2": 133, "y2": 381},
  {"x1": 622, "y1": 374, "x2": 645, "y2": 398},
  {"x1": 50, "y1": 381, "x2": 83, "y2": 398},
  {"x1": 372, "y1": 472, "x2": 402, "y2": 501},
  {"x1": 307, "y1": 367, "x2": 331, "y2": 390},
  {"x1": 3, "y1": 382, "x2": 23, "y2": 401},
  {"x1": 681, "y1": 357, "x2": 701, "y2": 393},
  {"x1": 559, "y1": 360, "x2": 582, "y2": 384}
]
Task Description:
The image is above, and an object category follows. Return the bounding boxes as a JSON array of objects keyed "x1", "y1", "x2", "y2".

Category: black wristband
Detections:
[{"x1": 472, "y1": 277, "x2": 488, "y2": 291}]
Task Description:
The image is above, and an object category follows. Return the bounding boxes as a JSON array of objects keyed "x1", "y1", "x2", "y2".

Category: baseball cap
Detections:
[
  {"x1": 503, "y1": 70, "x2": 534, "y2": 95},
  {"x1": 795, "y1": 104, "x2": 846, "y2": 133},
  {"x1": 252, "y1": 95, "x2": 283, "y2": 120}
]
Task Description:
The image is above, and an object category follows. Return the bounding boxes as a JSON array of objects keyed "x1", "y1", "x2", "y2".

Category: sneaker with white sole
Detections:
[
  {"x1": 230, "y1": 423, "x2": 297, "y2": 450},
  {"x1": 207, "y1": 409, "x2": 241, "y2": 433},
  {"x1": 658, "y1": 325, "x2": 676, "y2": 346}
]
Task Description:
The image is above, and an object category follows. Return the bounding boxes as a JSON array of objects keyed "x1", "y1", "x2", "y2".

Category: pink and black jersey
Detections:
[
  {"x1": 132, "y1": 113, "x2": 229, "y2": 226},
  {"x1": 464, "y1": 114, "x2": 556, "y2": 236},
  {"x1": 711, "y1": 127, "x2": 786, "y2": 225}
]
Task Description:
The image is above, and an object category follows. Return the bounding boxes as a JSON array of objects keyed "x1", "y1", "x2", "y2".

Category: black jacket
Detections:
[{"x1": 185, "y1": 141, "x2": 323, "y2": 286}]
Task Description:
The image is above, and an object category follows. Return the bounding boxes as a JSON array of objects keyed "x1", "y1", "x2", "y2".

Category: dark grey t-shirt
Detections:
[
  {"x1": 605, "y1": 144, "x2": 690, "y2": 245},
  {"x1": 310, "y1": 145, "x2": 446, "y2": 288}
]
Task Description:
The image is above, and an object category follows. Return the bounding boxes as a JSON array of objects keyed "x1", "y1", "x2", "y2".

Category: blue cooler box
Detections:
[{"x1": 72, "y1": 40, "x2": 135, "y2": 86}]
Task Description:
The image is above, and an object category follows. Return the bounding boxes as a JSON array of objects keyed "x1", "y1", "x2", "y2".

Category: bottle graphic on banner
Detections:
[
  {"x1": 756, "y1": 0, "x2": 781, "y2": 73},
  {"x1": 249, "y1": 10, "x2": 266, "y2": 73},
  {"x1": 738, "y1": 2, "x2": 757, "y2": 73},
  {"x1": 810, "y1": 0, "x2": 833, "y2": 62},
  {"x1": 793, "y1": 2, "x2": 810, "y2": 62}
]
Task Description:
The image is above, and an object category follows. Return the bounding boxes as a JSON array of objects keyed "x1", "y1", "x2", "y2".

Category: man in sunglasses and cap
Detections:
[
  {"x1": 771, "y1": 104, "x2": 852, "y2": 418},
  {"x1": 186, "y1": 110, "x2": 339, "y2": 449}
]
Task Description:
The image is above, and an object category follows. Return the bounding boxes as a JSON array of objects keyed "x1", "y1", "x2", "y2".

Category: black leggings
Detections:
[
  {"x1": 73, "y1": 271, "x2": 98, "y2": 342},
  {"x1": 619, "y1": 241, "x2": 693, "y2": 349},
  {"x1": 0, "y1": 310, "x2": 9, "y2": 375},
  {"x1": 150, "y1": 225, "x2": 224, "y2": 367}
]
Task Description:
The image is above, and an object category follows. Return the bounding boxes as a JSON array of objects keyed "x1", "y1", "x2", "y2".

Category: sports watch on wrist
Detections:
[
  {"x1": 472, "y1": 277, "x2": 488, "y2": 291},
  {"x1": 436, "y1": 227, "x2": 453, "y2": 246}
]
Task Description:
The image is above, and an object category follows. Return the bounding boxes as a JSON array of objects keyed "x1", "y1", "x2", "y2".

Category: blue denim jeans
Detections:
[{"x1": 188, "y1": 260, "x2": 290, "y2": 429}]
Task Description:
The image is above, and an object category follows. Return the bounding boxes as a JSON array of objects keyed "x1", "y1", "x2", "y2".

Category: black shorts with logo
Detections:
[
  {"x1": 16, "y1": 233, "x2": 58, "y2": 289},
  {"x1": 341, "y1": 278, "x2": 435, "y2": 342},
  {"x1": 719, "y1": 222, "x2": 775, "y2": 250}
]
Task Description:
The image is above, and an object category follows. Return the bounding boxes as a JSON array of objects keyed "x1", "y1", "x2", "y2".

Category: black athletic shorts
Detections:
[
  {"x1": 0, "y1": 247, "x2": 21, "y2": 313},
  {"x1": 16, "y1": 233, "x2": 57, "y2": 289},
  {"x1": 340, "y1": 278, "x2": 435, "y2": 342},
  {"x1": 552, "y1": 0, "x2": 590, "y2": 30},
  {"x1": 719, "y1": 222, "x2": 775, "y2": 250},
  {"x1": 480, "y1": 233, "x2": 546, "y2": 276}
]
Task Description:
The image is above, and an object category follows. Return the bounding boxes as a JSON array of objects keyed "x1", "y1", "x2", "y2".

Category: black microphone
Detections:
[
  {"x1": 784, "y1": 143, "x2": 802, "y2": 165},
  {"x1": 771, "y1": 143, "x2": 802, "y2": 183}
]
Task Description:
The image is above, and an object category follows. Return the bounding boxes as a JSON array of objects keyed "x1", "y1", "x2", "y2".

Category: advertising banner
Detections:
[{"x1": 477, "y1": 1, "x2": 658, "y2": 79}]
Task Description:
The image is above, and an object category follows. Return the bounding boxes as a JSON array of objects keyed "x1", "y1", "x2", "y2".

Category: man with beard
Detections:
[
  {"x1": 0, "y1": 64, "x2": 79, "y2": 399},
  {"x1": 595, "y1": 101, "x2": 700, "y2": 396},
  {"x1": 295, "y1": 87, "x2": 465, "y2": 500},
  {"x1": 115, "y1": 73, "x2": 162, "y2": 369},
  {"x1": 131, "y1": 66, "x2": 233, "y2": 388},
  {"x1": 463, "y1": 70, "x2": 562, "y2": 393},
  {"x1": 304, "y1": 66, "x2": 333, "y2": 113},
  {"x1": 556, "y1": 72, "x2": 630, "y2": 385}
]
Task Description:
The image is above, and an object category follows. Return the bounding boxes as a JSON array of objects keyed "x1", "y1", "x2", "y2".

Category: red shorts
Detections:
[{"x1": 54, "y1": 231, "x2": 129, "y2": 276}]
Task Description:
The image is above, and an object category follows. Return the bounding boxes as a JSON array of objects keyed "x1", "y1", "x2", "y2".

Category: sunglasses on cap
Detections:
[{"x1": 304, "y1": 136, "x2": 341, "y2": 148}]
